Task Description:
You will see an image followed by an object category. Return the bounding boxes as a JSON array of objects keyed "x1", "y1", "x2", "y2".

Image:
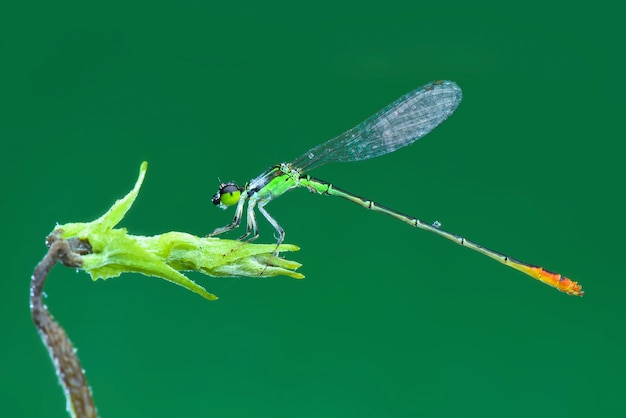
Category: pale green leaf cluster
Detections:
[{"x1": 56, "y1": 162, "x2": 303, "y2": 300}]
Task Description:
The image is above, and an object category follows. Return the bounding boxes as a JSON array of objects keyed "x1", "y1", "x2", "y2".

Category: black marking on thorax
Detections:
[{"x1": 247, "y1": 165, "x2": 283, "y2": 195}]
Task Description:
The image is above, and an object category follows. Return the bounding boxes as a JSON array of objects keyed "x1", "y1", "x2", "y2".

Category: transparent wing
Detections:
[{"x1": 291, "y1": 80, "x2": 462, "y2": 173}]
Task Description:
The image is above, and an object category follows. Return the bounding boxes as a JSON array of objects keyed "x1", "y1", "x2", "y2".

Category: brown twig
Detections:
[{"x1": 30, "y1": 232, "x2": 98, "y2": 418}]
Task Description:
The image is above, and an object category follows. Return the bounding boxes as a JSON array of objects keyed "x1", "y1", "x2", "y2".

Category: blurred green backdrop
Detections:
[{"x1": 2, "y1": 1, "x2": 624, "y2": 417}]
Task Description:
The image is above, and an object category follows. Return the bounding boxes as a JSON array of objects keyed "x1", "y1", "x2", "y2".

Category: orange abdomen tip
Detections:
[
  {"x1": 511, "y1": 264, "x2": 584, "y2": 296},
  {"x1": 531, "y1": 267, "x2": 583, "y2": 296}
]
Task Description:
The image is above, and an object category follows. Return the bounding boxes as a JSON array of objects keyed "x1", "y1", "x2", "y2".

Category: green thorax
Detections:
[
  {"x1": 247, "y1": 163, "x2": 331, "y2": 202},
  {"x1": 247, "y1": 163, "x2": 300, "y2": 201}
]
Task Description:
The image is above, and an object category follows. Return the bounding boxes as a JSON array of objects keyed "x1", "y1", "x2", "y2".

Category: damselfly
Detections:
[{"x1": 210, "y1": 80, "x2": 582, "y2": 296}]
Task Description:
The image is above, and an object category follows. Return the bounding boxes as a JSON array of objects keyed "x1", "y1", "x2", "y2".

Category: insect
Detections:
[{"x1": 210, "y1": 80, "x2": 582, "y2": 296}]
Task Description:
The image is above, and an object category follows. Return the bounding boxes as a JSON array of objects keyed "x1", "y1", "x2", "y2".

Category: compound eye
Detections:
[{"x1": 213, "y1": 182, "x2": 241, "y2": 207}]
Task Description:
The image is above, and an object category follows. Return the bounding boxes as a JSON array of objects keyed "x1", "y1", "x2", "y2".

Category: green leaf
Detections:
[{"x1": 55, "y1": 162, "x2": 303, "y2": 300}]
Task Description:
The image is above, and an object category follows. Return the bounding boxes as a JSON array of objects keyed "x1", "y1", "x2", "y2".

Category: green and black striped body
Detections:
[
  {"x1": 219, "y1": 161, "x2": 524, "y2": 271},
  {"x1": 298, "y1": 172, "x2": 522, "y2": 268}
]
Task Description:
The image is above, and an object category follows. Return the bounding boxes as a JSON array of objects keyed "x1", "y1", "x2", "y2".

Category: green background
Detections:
[{"x1": 2, "y1": 1, "x2": 624, "y2": 417}]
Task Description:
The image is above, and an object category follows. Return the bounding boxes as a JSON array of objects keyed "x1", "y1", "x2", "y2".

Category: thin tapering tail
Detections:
[{"x1": 301, "y1": 176, "x2": 583, "y2": 296}]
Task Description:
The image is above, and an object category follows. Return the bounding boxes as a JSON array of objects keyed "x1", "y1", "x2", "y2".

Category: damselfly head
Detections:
[{"x1": 212, "y1": 182, "x2": 241, "y2": 209}]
